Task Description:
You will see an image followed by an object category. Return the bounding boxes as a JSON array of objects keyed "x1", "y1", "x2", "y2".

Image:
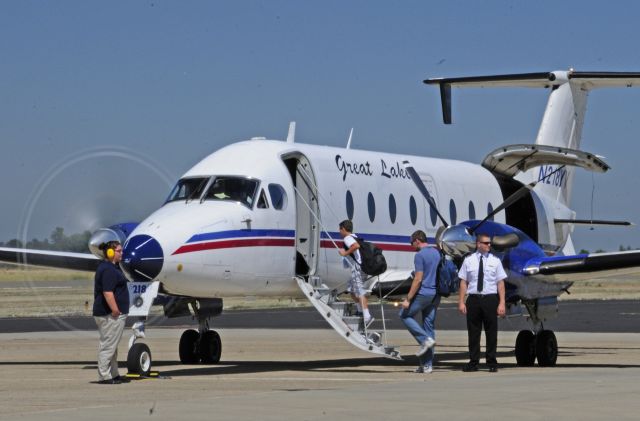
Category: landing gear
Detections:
[
  {"x1": 176, "y1": 298, "x2": 224, "y2": 365},
  {"x1": 178, "y1": 328, "x2": 222, "y2": 364},
  {"x1": 200, "y1": 330, "x2": 222, "y2": 363},
  {"x1": 179, "y1": 329, "x2": 200, "y2": 364},
  {"x1": 126, "y1": 319, "x2": 154, "y2": 376},
  {"x1": 536, "y1": 330, "x2": 558, "y2": 366},
  {"x1": 515, "y1": 330, "x2": 536, "y2": 366},
  {"x1": 127, "y1": 342, "x2": 152, "y2": 376},
  {"x1": 514, "y1": 299, "x2": 559, "y2": 367}
]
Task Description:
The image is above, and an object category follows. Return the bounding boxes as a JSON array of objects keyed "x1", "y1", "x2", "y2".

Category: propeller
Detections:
[
  {"x1": 402, "y1": 161, "x2": 449, "y2": 227},
  {"x1": 403, "y1": 160, "x2": 534, "y2": 258},
  {"x1": 468, "y1": 164, "x2": 566, "y2": 234}
]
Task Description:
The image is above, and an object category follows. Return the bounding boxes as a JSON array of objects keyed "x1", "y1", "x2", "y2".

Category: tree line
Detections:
[{"x1": 0, "y1": 227, "x2": 92, "y2": 253}]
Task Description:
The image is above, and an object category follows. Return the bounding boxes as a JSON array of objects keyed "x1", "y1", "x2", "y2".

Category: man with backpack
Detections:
[
  {"x1": 399, "y1": 230, "x2": 440, "y2": 373},
  {"x1": 338, "y1": 220, "x2": 373, "y2": 325}
]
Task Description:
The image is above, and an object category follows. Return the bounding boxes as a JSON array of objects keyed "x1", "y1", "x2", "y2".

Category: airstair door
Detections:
[{"x1": 282, "y1": 153, "x2": 319, "y2": 277}]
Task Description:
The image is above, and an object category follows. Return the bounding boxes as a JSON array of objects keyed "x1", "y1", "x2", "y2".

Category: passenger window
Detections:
[
  {"x1": 430, "y1": 203, "x2": 437, "y2": 227},
  {"x1": 367, "y1": 192, "x2": 376, "y2": 222},
  {"x1": 409, "y1": 196, "x2": 417, "y2": 225},
  {"x1": 469, "y1": 201, "x2": 476, "y2": 220},
  {"x1": 204, "y1": 176, "x2": 259, "y2": 208},
  {"x1": 268, "y1": 184, "x2": 287, "y2": 210},
  {"x1": 346, "y1": 190, "x2": 354, "y2": 220},
  {"x1": 487, "y1": 203, "x2": 494, "y2": 221},
  {"x1": 449, "y1": 199, "x2": 457, "y2": 225},
  {"x1": 257, "y1": 189, "x2": 269, "y2": 209},
  {"x1": 389, "y1": 194, "x2": 397, "y2": 224},
  {"x1": 165, "y1": 177, "x2": 209, "y2": 203}
]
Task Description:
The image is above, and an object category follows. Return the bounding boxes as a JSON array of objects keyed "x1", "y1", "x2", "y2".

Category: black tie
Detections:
[{"x1": 477, "y1": 256, "x2": 484, "y2": 293}]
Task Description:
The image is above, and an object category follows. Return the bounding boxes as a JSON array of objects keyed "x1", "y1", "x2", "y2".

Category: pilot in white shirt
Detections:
[{"x1": 458, "y1": 233, "x2": 507, "y2": 372}]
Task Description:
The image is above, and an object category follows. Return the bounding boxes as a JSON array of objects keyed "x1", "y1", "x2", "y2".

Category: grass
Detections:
[{"x1": 0, "y1": 266, "x2": 638, "y2": 317}]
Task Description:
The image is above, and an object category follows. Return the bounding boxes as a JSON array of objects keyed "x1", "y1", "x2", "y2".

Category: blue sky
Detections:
[{"x1": 2, "y1": 0, "x2": 640, "y2": 251}]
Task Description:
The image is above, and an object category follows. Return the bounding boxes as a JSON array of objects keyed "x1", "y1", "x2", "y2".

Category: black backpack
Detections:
[
  {"x1": 348, "y1": 235, "x2": 387, "y2": 276},
  {"x1": 436, "y1": 250, "x2": 460, "y2": 297}
]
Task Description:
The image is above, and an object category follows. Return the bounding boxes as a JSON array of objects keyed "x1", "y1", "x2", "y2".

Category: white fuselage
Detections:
[{"x1": 129, "y1": 139, "x2": 505, "y2": 298}]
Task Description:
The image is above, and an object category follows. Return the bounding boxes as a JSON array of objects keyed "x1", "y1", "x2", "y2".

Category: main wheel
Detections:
[
  {"x1": 199, "y1": 330, "x2": 222, "y2": 364},
  {"x1": 535, "y1": 330, "x2": 558, "y2": 367},
  {"x1": 179, "y1": 329, "x2": 200, "y2": 364},
  {"x1": 515, "y1": 330, "x2": 536, "y2": 366},
  {"x1": 127, "y1": 343, "x2": 152, "y2": 376}
]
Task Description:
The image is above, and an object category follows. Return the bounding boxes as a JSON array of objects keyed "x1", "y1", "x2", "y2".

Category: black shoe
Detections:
[
  {"x1": 488, "y1": 366, "x2": 498, "y2": 373},
  {"x1": 462, "y1": 363, "x2": 478, "y2": 372},
  {"x1": 114, "y1": 375, "x2": 131, "y2": 383},
  {"x1": 98, "y1": 378, "x2": 122, "y2": 384}
]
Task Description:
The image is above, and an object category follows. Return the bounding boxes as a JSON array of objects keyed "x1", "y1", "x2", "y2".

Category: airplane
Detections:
[{"x1": 2, "y1": 69, "x2": 640, "y2": 374}]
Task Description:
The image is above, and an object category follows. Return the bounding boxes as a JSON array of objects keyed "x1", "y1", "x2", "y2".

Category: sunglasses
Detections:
[{"x1": 478, "y1": 241, "x2": 491, "y2": 245}]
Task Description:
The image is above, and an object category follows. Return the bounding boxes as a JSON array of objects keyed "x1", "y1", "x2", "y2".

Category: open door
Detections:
[{"x1": 282, "y1": 153, "x2": 319, "y2": 277}]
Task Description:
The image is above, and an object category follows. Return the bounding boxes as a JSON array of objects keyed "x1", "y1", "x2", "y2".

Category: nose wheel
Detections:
[
  {"x1": 179, "y1": 329, "x2": 222, "y2": 364},
  {"x1": 127, "y1": 342, "x2": 152, "y2": 376}
]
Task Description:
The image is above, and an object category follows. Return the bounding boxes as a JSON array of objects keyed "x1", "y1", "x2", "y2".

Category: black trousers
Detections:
[{"x1": 466, "y1": 294, "x2": 499, "y2": 366}]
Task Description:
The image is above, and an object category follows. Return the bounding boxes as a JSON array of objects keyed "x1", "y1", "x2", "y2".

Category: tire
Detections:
[
  {"x1": 536, "y1": 330, "x2": 558, "y2": 367},
  {"x1": 179, "y1": 329, "x2": 200, "y2": 364},
  {"x1": 127, "y1": 343, "x2": 152, "y2": 376},
  {"x1": 199, "y1": 330, "x2": 222, "y2": 364},
  {"x1": 515, "y1": 330, "x2": 536, "y2": 366}
]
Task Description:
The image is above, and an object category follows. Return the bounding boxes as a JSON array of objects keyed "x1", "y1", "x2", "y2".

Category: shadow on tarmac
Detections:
[{"x1": 2, "y1": 347, "x2": 639, "y2": 374}]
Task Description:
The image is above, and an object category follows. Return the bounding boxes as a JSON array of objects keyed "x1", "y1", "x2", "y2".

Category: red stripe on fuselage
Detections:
[{"x1": 172, "y1": 238, "x2": 295, "y2": 255}]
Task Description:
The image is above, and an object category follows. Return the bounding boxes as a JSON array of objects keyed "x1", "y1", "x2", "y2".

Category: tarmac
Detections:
[{"x1": 1, "y1": 327, "x2": 639, "y2": 420}]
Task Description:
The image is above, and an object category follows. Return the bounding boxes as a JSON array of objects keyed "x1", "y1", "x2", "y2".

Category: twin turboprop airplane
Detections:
[{"x1": 2, "y1": 69, "x2": 640, "y2": 374}]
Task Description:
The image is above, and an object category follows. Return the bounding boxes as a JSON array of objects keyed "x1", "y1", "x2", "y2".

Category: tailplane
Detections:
[{"x1": 426, "y1": 70, "x2": 640, "y2": 251}]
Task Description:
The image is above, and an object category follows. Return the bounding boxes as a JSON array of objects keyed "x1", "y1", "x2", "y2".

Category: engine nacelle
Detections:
[{"x1": 88, "y1": 223, "x2": 138, "y2": 259}]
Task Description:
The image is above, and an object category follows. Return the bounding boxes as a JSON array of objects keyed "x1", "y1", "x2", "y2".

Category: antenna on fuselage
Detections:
[
  {"x1": 286, "y1": 121, "x2": 296, "y2": 143},
  {"x1": 346, "y1": 128, "x2": 354, "y2": 149}
]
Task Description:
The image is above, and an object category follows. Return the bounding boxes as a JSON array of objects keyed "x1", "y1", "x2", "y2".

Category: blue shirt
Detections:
[
  {"x1": 93, "y1": 261, "x2": 130, "y2": 316},
  {"x1": 415, "y1": 246, "x2": 440, "y2": 296}
]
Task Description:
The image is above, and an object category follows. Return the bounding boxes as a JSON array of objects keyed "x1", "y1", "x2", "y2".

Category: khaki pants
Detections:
[{"x1": 94, "y1": 314, "x2": 127, "y2": 381}]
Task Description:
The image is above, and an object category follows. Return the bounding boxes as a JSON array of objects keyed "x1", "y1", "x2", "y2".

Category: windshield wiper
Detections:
[{"x1": 185, "y1": 178, "x2": 208, "y2": 203}]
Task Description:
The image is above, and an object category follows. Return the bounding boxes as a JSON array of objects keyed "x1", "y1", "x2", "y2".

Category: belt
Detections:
[{"x1": 468, "y1": 293, "x2": 498, "y2": 297}]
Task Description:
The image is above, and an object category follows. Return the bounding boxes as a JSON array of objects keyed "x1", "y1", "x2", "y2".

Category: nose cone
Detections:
[
  {"x1": 440, "y1": 225, "x2": 476, "y2": 259},
  {"x1": 121, "y1": 235, "x2": 164, "y2": 281}
]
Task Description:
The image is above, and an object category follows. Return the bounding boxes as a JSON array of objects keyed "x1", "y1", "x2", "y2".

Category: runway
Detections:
[
  {"x1": 1, "y1": 299, "x2": 639, "y2": 333},
  {"x1": 1, "y1": 302, "x2": 639, "y2": 420},
  {"x1": 0, "y1": 328, "x2": 639, "y2": 420}
]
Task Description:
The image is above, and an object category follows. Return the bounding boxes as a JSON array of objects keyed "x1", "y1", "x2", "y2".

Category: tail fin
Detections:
[{"x1": 426, "y1": 70, "x2": 640, "y2": 205}]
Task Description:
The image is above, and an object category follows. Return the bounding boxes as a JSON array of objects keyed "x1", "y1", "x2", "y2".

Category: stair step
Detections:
[{"x1": 295, "y1": 275, "x2": 402, "y2": 360}]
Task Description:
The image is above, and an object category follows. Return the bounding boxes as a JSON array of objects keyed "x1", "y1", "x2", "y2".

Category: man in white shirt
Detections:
[
  {"x1": 458, "y1": 233, "x2": 507, "y2": 372},
  {"x1": 338, "y1": 220, "x2": 372, "y2": 325}
]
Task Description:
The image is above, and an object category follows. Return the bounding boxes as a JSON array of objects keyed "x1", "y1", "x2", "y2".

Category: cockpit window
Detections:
[
  {"x1": 165, "y1": 177, "x2": 209, "y2": 203},
  {"x1": 257, "y1": 189, "x2": 269, "y2": 209},
  {"x1": 268, "y1": 184, "x2": 287, "y2": 210},
  {"x1": 203, "y1": 176, "x2": 259, "y2": 208}
]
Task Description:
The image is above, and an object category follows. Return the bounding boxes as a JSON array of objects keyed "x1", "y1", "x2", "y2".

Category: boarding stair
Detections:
[{"x1": 296, "y1": 275, "x2": 402, "y2": 360}]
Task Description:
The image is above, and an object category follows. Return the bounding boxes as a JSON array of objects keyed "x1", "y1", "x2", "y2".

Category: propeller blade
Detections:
[
  {"x1": 403, "y1": 161, "x2": 449, "y2": 227},
  {"x1": 470, "y1": 165, "x2": 566, "y2": 233}
]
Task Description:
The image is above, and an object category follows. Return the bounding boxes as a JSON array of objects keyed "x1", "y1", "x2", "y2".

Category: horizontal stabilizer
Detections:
[
  {"x1": 554, "y1": 219, "x2": 634, "y2": 227},
  {"x1": 425, "y1": 70, "x2": 640, "y2": 124},
  {"x1": 0, "y1": 247, "x2": 99, "y2": 272},
  {"x1": 482, "y1": 144, "x2": 610, "y2": 177},
  {"x1": 523, "y1": 250, "x2": 640, "y2": 276}
]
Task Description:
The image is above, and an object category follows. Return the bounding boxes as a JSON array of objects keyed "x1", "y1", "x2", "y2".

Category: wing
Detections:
[
  {"x1": 523, "y1": 250, "x2": 640, "y2": 275},
  {"x1": 367, "y1": 269, "x2": 414, "y2": 298},
  {"x1": 0, "y1": 247, "x2": 99, "y2": 272}
]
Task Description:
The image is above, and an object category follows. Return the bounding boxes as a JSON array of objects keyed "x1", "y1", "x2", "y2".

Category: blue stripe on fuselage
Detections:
[{"x1": 187, "y1": 229, "x2": 295, "y2": 243}]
